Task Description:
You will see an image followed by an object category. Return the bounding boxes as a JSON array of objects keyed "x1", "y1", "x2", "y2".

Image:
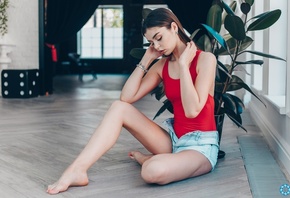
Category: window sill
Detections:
[
  {"x1": 251, "y1": 87, "x2": 286, "y2": 115},
  {"x1": 263, "y1": 95, "x2": 286, "y2": 115}
]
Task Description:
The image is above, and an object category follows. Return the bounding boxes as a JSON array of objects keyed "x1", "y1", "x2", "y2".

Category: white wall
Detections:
[{"x1": 0, "y1": 0, "x2": 39, "y2": 70}]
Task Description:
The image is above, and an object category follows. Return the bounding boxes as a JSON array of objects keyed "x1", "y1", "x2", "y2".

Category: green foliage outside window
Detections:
[{"x1": 0, "y1": 0, "x2": 9, "y2": 36}]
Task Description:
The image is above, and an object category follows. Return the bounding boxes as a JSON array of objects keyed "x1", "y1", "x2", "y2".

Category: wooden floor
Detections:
[{"x1": 0, "y1": 74, "x2": 257, "y2": 198}]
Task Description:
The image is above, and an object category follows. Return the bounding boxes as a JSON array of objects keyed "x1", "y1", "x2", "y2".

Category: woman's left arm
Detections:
[{"x1": 179, "y1": 44, "x2": 216, "y2": 118}]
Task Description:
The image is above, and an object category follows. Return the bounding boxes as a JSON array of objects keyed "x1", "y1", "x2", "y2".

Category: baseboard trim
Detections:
[
  {"x1": 238, "y1": 135, "x2": 289, "y2": 197},
  {"x1": 248, "y1": 102, "x2": 290, "y2": 179}
]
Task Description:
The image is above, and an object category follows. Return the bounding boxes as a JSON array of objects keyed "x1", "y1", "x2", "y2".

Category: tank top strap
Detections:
[{"x1": 162, "y1": 50, "x2": 202, "y2": 79}]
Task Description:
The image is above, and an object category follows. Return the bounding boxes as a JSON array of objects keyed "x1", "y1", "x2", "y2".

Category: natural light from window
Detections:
[{"x1": 78, "y1": 5, "x2": 123, "y2": 59}]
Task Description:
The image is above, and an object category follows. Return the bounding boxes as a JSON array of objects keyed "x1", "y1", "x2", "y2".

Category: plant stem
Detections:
[{"x1": 216, "y1": 39, "x2": 241, "y2": 114}]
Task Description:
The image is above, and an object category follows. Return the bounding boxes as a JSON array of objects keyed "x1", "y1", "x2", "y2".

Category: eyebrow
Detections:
[
  {"x1": 152, "y1": 32, "x2": 159, "y2": 39},
  {"x1": 147, "y1": 32, "x2": 160, "y2": 42}
]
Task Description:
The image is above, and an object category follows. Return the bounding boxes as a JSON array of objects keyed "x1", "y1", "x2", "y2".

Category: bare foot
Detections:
[
  {"x1": 47, "y1": 166, "x2": 89, "y2": 195},
  {"x1": 128, "y1": 151, "x2": 153, "y2": 165}
]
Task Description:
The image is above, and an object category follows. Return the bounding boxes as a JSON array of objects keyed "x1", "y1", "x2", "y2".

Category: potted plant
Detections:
[
  {"x1": 130, "y1": 0, "x2": 285, "y2": 159},
  {"x1": 0, "y1": 0, "x2": 9, "y2": 36},
  {"x1": 192, "y1": 0, "x2": 285, "y2": 158}
]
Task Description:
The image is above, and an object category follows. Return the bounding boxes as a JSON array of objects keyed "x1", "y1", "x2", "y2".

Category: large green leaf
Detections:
[
  {"x1": 248, "y1": 10, "x2": 271, "y2": 22},
  {"x1": 240, "y1": 3, "x2": 251, "y2": 15},
  {"x1": 238, "y1": 50, "x2": 286, "y2": 61},
  {"x1": 234, "y1": 65, "x2": 251, "y2": 75},
  {"x1": 224, "y1": 15, "x2": 246, "y2": 41},
  {"x1": 206, "y1": 4, "x2": 223, "y2": 32},
  {"x1": 222, "y1": 1, "x2": 237, "y2": 23},
  {"x1": 247, "y1": 9, "x2": 281, "y2": 31},
  {"x1": 222, "y1": 93, "x2": 236, "y2": 113},
  {"x1": 217, "y1": 36, "x2": 253, "y2": 55},
  {"x1": 227, "y1": 75, "x2": 249, "y2": 91},
  {"x1": 194, "y1": 34, "x2": 212, "y2": 52},
  {"x1": 201, "y1": 24, "x2": 228, "y2": 51},
  {"x1": 216, "y1": 61, "x2": 231, "y2": 82},
  {"x1": 235, "y1": 60, "x2": 264, "y2": 66},
  {"x1": 190, "y1": 28, "x2": 201, "y2": 40},
  {"x1": 228, "y1": 93, "x2": 245, "y2": 114},
  {"x1": 153, "y1": 100, "x2": 173, "y2": 120},
  {"x1": 217, "y1": 60, "x2": 229, "y2": 73},
  {"x1": 151, "y1": 83, "x2": 165, "y2": 101},
  {"x1": 227, "y1": 75, "x2": 266, "y2": 107},
  {"x1": 245, "y1": 0, "x2": 254, "y2": 6},
  {"x1": 225, "y1": 109, "x2": 247, "y2": 131},
  {"x1": 221, "y1": 1, "x2": 235, "y2": 15}
]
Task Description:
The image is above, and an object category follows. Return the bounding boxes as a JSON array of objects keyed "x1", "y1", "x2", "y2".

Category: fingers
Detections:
[
  {"x1": 185, "y1": 41, "x2": 197, "y2": 55},
  {"x1": 187, "y1": 41, "x2": 196, "y2": 49}
]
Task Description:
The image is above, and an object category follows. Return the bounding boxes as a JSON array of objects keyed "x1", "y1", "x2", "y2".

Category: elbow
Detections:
[
  {"x1": 119, "y1": 94, "x2": 125, "y2": 102},
  {"x1": 119, "y1": 94, "x2": 134, "y2": 104},
  {"x1": 120, "y1": 95, "x2": 129, "y2": 103}
]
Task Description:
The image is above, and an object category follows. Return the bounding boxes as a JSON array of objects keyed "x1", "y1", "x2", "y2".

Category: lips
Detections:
[{"x1": 159, "y1": 50, "x2": 165, "y2": 55}]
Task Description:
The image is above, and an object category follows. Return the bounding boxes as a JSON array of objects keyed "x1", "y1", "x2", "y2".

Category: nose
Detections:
[{"x1": 153, "y1": 42, "x2": 160, "y2": 50}]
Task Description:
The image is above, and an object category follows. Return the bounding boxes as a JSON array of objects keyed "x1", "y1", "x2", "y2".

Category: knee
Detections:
[
  {"x1": 109, "y1": 100, "x2": 130, "y2": 113},
  {"x1": 141, "y1": 160, "x2": 169, "y2": 185}
]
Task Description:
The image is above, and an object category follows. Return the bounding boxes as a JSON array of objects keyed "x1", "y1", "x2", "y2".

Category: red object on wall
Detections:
[{"x1": 45, "y1": 43, "x2": 58, "y2": 62}]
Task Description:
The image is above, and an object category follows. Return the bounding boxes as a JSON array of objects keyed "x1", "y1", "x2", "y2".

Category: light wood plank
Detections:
[{"x1": 0, "y1": 74, "x2": 254, "y2": 198}]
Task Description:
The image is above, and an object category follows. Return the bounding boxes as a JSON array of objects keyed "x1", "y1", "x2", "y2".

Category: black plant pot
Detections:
[{"x1": 215, "y1": 114, "x2": 226, "y2": 159}]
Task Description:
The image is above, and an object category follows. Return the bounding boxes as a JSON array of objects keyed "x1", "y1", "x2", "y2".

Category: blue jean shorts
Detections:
[{"x1": 163, "y1": 118, "x2": 219, "y2": 170}]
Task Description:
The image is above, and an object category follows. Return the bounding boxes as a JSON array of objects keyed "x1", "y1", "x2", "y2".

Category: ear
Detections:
[{"x1": 171, "y1": 22, "x2": 178, "y2": 33}]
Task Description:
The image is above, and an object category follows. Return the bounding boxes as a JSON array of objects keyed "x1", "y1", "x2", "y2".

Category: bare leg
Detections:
[
  {"x1": 47, "y1": 100, "x2": 172, "y2": 194},
  {"x1": 140, "y1": 150, "x2": 213, "y2": 185},
  {"x1": 129, "y1": 149, "x2": 213, "y2": 185}
]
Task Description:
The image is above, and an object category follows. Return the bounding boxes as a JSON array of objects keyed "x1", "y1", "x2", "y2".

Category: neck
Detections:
[{"x1": 171, "y1": 41, "x2": 187, "y2": 62}]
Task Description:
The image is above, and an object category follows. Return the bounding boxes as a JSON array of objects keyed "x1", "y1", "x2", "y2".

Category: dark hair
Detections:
[{"x1": 141, "y1": 8, "x2": 191, "y2": 44}]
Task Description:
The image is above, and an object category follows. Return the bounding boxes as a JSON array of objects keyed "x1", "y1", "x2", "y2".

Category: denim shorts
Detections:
[{"x1": 163, "y1": 118, "x2": 219, "y2": 170}]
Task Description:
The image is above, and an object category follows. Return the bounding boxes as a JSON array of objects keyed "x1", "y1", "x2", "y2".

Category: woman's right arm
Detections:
[{"x1": 120, "y1": 45, "x2": 163, "y2": 104}]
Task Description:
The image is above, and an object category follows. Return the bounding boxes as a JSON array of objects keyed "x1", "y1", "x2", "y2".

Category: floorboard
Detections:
[{"x1": 0, "y1": 74, "x2": 278, "y2": 198}]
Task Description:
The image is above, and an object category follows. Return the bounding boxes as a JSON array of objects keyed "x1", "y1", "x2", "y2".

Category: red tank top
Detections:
[{"x1": 162, "y1": 50, "x2": 216, "y2": 138}]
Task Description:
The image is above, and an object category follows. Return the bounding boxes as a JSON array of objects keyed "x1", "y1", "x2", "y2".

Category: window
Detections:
[
  {"x1": 250, "y1": 0, "x2": 288, "y2": 115},
  {"x1": 264, "y1": 0, "x2": 287, "y2": 114},
  {"x1": 251, "y1": 0, "x2": 264, "y2": 91},
  {"x1": 78, "y1": 5, "x2": 123, "y2": 59}
]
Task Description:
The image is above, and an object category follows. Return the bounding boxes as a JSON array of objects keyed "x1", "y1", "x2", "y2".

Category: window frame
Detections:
[
  {"x1": 77, "y1": 4, "x2": 124, "y2": 59},
  {"x1": 251, "y1": 0, "x2": 288, "y2": 115}
]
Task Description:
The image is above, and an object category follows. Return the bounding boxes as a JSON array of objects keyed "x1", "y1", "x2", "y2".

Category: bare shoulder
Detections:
[
  {"x1": 197, "y1": 51, "x2": 217, "y2": 69},
  {"x1": 199, "y1": 51, "x2": 216, "y2": 63}
]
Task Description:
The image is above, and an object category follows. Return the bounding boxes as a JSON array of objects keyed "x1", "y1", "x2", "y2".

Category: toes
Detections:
[
  {"x1": 129, "y1": 151, "x2": 141, "y2": 160},
  {"x1": 47, "y1": 182, "x2": 65, "y2": 195},
  {"x1": 46, "y1": 184, "x2": 56, "y2": 193},
  {"x1": 47, "y1": 185, "x2": 63, "y2": 195}
]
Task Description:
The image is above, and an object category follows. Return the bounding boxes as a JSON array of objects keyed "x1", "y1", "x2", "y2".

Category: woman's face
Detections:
[{"x1": 144, "y1": 26, "x2": 176, "y2": 56}]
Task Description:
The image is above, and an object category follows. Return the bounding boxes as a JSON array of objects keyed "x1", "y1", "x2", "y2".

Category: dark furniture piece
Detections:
[
  {"x1": 1, "y1": 69, "x2": 40, "y2": 98},
  {"x1": 68, "y1": 53, "x2": 97, "y2": 81}
]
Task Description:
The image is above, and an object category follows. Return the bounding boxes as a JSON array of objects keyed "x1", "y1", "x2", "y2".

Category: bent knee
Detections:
[
  {"x1": 110, "y1": 100, "x2": 132, "y2": 112},
  {"x1": 141, "y1": 160, "x2": 169, "y2": 185}
]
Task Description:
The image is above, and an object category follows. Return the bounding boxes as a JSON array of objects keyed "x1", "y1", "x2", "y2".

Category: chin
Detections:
[{"x1": 163, "y1": 53, "x2": 172, "y2": 57}]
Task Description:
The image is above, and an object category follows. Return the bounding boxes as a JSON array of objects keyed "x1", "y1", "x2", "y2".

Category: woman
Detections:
[{"x1": 47, "y1": 7, "x2": 218, "y2": 195}]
